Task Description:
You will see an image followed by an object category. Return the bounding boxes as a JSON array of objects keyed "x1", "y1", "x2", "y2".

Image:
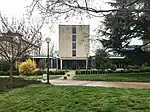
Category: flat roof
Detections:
[
  {"x1": 109, "y1": 56, "x2": 125, "y2": 59},
  {"x1": 31, "y1": 56, "x2": 58, "y2": 59}
]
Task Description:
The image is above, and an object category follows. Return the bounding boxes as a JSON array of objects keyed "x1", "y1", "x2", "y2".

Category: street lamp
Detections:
[
  {"x1": 45, "y1": 37, "x2": 51, "y2": 84},
  {"x1": 56, "y1": 54, "x2": 59, "y2": 71}
]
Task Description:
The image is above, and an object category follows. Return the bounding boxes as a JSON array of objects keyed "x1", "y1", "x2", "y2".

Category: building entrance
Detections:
[{"x1": 62, "y1": 60, "x2": 86, "y2": 69}]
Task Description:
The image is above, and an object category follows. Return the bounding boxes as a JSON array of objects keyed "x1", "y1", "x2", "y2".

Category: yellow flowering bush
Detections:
[{"x1": 18, "y1": 59, "x2": 37, "y2": 75}]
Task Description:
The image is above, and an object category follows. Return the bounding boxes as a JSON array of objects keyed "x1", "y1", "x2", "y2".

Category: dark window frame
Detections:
[
  {"x1": 72, "y1": 42, "x2": 76, "y2": 49},
  {"x1": 72, "y1": 50, "x2": 76, "y2": 57},
  {"x1": 72, "y1": 26, "x2": 76, "y2": 34},
  {"x1": 72, "y1": 35, "x2": 76, "y2": 41}
]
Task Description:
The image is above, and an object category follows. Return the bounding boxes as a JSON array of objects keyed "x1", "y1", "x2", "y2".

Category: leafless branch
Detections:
[{"x1": 0, "y1": 14, "x2": 44, "y2": 79}]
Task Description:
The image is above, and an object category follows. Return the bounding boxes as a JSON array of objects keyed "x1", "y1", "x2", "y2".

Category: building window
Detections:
[
  {"x1": 72, "y1": 26, "x2": 76, "y2": 34},
  {"x1": 72, "y1": 25, "x2": 76, "y2": 57},
  {"x1": 72, "y1": 35, "x2": 76, "y2": 41},
  {"x1": 72, "y1": 43, "x2": 76, "y2": 49},
  {"x1": 72, "y1": 50, "x2": 76, "y2": 57}
]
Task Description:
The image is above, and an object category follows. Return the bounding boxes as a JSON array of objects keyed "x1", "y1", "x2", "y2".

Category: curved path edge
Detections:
[
  {"x1": 40, "y1": 71, "x2": 150, "y2": 89},
  {"x1": 49, "y1": 79, "x2": 150, "y2": 89}
]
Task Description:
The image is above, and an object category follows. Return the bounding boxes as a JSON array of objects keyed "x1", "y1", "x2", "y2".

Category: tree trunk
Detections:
[{"x1": 9, "y1": 63, "x2": 14, "y2": 87}]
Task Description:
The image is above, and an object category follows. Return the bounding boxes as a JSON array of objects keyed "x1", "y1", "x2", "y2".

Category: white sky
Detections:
[{"x1": 0, "y1": 0, "x2": 143, "y2": 56}]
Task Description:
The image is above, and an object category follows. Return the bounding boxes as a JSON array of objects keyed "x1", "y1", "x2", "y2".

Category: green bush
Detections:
[
  {"x1": 12, "y1": 71, "x2": 20, "y2": 75},
  {"x1": 35, "y1": 71, "x2": 46, "y2": 75},
  {"x1": 35, "y1": 71, "x2": 65, "y2": 75},
  {"x1": 0, "y1": 77, "x2": 40, "y2": 92},
  {"x1": 110, "y1": 64, "x2": 117, "y2": 71},
  {"x1": 0, "y1": 70, "x2": 66, "y2": 76},
  {"x1": 0, "y1": 71, "x2": 19, "y2": 76},
  {"x1": 76, "y1": 70, "x2": 103, "y2": 75},
  {"x1": 107, "y1": 70, "x2": 113, "y2": 73},
  {"x1": 140, "y1": 66, "x2": 150, "y2": 72},
  {"x1": 53, "y1": 71, "x2": 65, "y2": 75},
  {"x1": 76, "y1": 68, "x2": 150, "y2": 75},
  {"x1": 0, "y1": 59, "x2": 10, "y2": 72}
]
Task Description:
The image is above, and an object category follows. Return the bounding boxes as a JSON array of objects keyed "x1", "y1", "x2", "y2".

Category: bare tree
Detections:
[
  {"x1": 28, "y1": 0, "x2": 150, "y2": 48},
  {"x1": 0, "y1": 14, "x2": 44, "y2": 84},
  {"x1": 28, "y1": 0, "x2": 150, "y2": 42},
  {"x1": 49, "y1": 43, "x2": 55, "y2": 57},
  {"x1": 28, "y1": 0, "x2": 150, "y2": 18}
]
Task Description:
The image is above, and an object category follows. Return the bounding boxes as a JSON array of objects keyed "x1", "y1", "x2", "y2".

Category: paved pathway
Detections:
[
  {"x1": 49, "y1": 79, "x2": 150, "y2": 89},
  {"x1": 41, "y1": 70, "x2": 150, "y2": 89}
]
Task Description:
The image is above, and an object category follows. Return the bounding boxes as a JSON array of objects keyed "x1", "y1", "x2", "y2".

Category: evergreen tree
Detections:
[
  {"x1": 101, "y1": 0, "x2": 150, "y2": 53},
  {"x1": 95, "y1": 49, "x2": 110, "y2": 71}
]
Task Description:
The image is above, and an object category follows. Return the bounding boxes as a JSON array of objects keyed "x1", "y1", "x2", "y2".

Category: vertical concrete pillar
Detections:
[
  {"x1": 51, "y1": 58, "x2": 53, "y2": 68},
  {"x1": 60, "y1": 59, "x2": 62, "y2": 70},
  {"x1": 56, "y1": 58, "x2": 58, "y2": 71},
  {"x1": 86, "y1": 58, "x2": 88, "y2": 70}
]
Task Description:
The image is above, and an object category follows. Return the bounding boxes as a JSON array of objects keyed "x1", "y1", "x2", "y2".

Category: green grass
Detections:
[
  {"x1": 0, "y1": 84, "x2": 150, "y2": 112},
  {"x1": 75, "y1": 73, "x2": 150, "y2": 82}
]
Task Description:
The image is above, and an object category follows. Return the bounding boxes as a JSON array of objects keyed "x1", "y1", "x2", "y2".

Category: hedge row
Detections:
[
  {"x1": 0, "y1": 71, "x2": 19, "y2": 76},
  {"x1": 76, "y1": 69, "x2": 150, "y2": 75},
  {"x1": 35, "y1": 71, "x2": 65, "y2": 75},
  {"x1": 0, "y1": 77, "x2": 40, "y2": 92},
  {"x1": 0, "y1": 71, "x2": 65, "y2": 76}
]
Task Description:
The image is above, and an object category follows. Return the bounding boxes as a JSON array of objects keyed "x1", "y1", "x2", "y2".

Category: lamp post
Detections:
[{"x1": 45, "y1": 37, "x2": 51, "y2": 84}]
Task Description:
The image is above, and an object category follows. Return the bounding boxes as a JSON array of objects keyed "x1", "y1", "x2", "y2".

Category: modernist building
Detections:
[{"x1": 59, "y1": 25, "x2": 90, "y2": 69}]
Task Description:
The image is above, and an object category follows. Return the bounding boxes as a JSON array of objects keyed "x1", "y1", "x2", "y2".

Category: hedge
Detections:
[
  {"x1": 0, "y1": 71, "x2": 19, "y2": 76},
  {"x1": 35, "y1": 71, "x2": 65, "y2": 75},
  {"x1": 0, "y1": 77, "x2": 40, "y2": 92},
  {"x1": 0, "y1": 71, "x2": 65, "y2": 76},
  {"x1": 76, "y1": 69, "x2": 150, "y2": 75}
]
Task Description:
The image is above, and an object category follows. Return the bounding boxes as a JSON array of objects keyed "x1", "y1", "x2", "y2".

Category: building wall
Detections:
[
  {"x1": 76, "y1": 25, "x2": 89, "y2": 58},
  {"x1": 59, "y1": 25, "x2": 72, "y2": 58},
  {"x1": 59, "y1": 25, "x2": 90, "y2": 59}
]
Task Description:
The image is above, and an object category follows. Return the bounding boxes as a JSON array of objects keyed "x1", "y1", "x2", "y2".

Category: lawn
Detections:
[
  {"x1": 75, "y1": 73, "x2": 150, "y2": 82},
  {"x1": 0, "y1": 84, "x2": 150, "y2": 112}
]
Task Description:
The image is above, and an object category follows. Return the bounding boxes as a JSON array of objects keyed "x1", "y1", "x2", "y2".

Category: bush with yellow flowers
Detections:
[{"x1": 18, "y1": 59, "x2": 37, "y2": 75}]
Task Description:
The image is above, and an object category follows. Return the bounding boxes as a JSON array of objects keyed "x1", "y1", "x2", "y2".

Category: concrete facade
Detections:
[{"x1": 59, "y1": 25, "x2": 90, "y2": 69}]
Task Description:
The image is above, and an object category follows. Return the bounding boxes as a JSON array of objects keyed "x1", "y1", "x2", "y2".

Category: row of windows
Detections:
[
  {"x1": 72, "y1": 50, "x2": 76, "y2": 56},
  {"x1": 72, "y1": 26, "x2": 76, "y2": 34},
  {"x1": 72, "y1": 35, "x2": 76, "y2": 41},
  {"x1": 72, "y1": 26, "x2": 76, "y2": 57},
  {"x1": 72, "y1": 42, "x2": 76, "y2": 49}
]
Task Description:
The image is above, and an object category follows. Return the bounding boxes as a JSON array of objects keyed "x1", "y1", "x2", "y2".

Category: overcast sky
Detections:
[{"x1": 0, "y1": 0, "x2": 143, "y2": 56}]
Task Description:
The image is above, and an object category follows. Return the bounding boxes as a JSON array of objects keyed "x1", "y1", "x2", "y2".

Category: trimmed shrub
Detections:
[
  {"x1": 0, "y1": 59, "x2": 10, "y2": 72},
  {"x1": 107, "y1": 70, "x2": 113, "y2": 73},
  {"x1": 140, "y1": 66, "x2": 150, "y2": 72},
  {"x1": 35, "y1": 71, "x2": 65, "y2": 75},
  {"x1": 35, "y1": 71, "x2": 46, "y2": 75},
  {"x1": 12, "y1": 71, "x2": 20, "y2": 75},
  {"x1": 110, "y1": 64, "x2": 117, "y2": 71},
  {"x1": 0, "y1": 71, "x2": 19, "y2": 76},
  {"x1": 0, "y1": 77, "x2": 40, "y2": 92},
  {"x1": 75, "y1": 68, "x2": 150, "y2": 75},
  {"x1": 53, "y1": 71, "x2": 65, "y2": 75}
]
